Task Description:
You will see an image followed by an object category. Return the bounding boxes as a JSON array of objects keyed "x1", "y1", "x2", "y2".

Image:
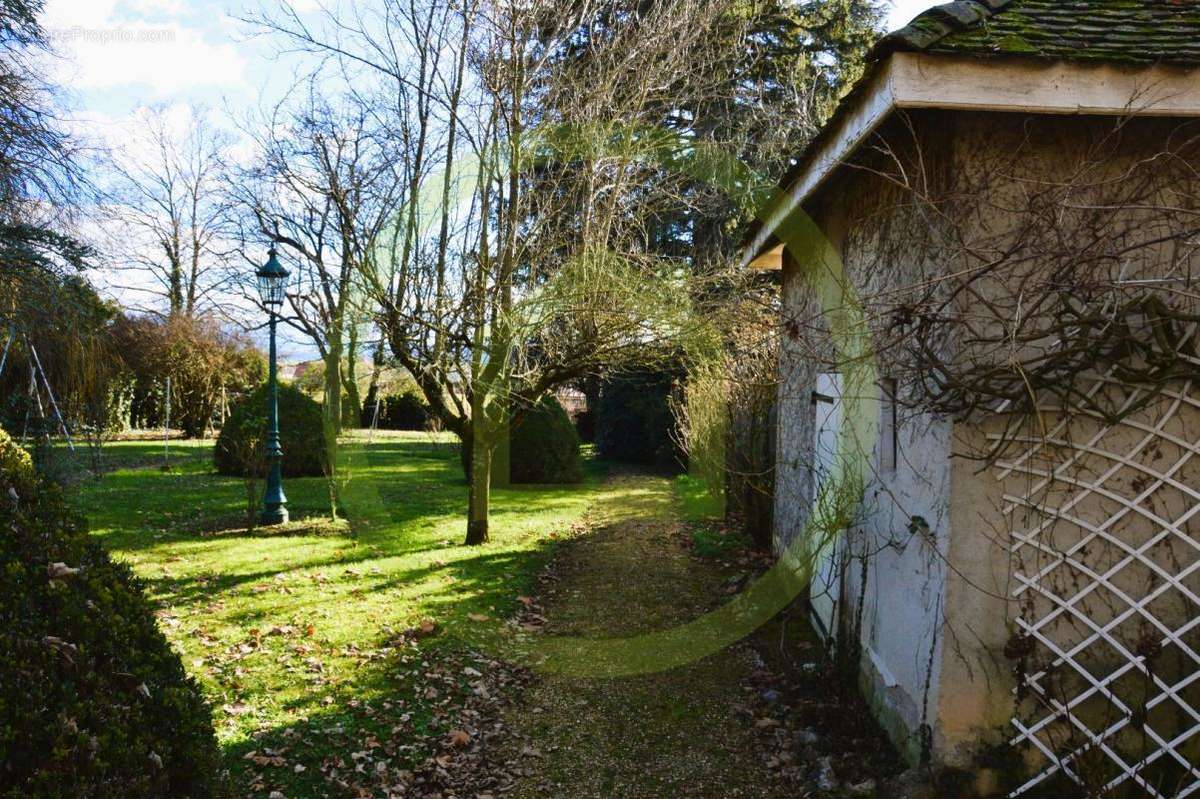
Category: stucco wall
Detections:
[
  {"x1": 773, "y1": 252, "x2": 819, "y2": 557},
  {"x1": 773, "y1": 109, "x2": 1200, "y2": 773},
  {"x1": 773, "y1": 111, "x2": 964, "y2": 764},
  {"x1": 844, "y1": 411, "x2": 955, "y2": 764}
]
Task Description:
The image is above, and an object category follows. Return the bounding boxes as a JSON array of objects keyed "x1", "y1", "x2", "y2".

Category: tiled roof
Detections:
[{"x1": 873, "y1": 0, "x2": 1200, "y2": 64}]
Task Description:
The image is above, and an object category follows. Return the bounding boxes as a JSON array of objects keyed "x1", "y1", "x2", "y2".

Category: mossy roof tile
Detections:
[{"x1": 874, "y1": 0, "x2": 1200, "y2": 64}]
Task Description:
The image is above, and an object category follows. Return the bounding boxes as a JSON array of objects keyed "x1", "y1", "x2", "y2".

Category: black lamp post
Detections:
[{"x1": 256, "y1": 248, "x2": 290, "y2": 525}]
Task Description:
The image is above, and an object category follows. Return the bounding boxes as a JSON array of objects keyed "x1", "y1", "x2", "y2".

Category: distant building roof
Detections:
[{"x1": 875, "y1": 0, "x2": 1200, "y2": 65}]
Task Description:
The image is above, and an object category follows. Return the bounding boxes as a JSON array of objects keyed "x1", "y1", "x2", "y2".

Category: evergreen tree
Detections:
[{"x1": 529, "y1": 0, "x2": 883, "y2": 270}]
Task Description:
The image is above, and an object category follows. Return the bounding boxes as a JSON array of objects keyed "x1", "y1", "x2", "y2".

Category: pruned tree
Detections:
[{"x1": 249, "y1": 0, "x2": 873, "y2": 544}]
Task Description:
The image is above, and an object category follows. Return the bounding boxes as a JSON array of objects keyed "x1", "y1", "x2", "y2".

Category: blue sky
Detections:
[
  {"x1": 44, "y1": 0, "x2": 315, "y2": 127},
  {"x1": 46, "y1": 0, "x2": 939, "y2": 126}
]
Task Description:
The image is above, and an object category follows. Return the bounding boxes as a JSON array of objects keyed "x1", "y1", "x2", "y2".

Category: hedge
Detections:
[
  {"x1": 595, "y1": 370, "x2": 683, "y2": 469},
  {"x1": 0, "y1": 428, "x2": 220, "y2": 797},
  {"x1": 510, "y1": 396, "x2": 584, "y2": 484},
  {"x1": 365, "y1": 389, "x2": 430, "y2": 431}
]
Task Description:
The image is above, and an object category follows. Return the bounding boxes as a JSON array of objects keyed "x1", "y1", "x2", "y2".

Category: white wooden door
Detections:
[{"x1": 810, "y1": 373, "x2": 843, "y2": 643}]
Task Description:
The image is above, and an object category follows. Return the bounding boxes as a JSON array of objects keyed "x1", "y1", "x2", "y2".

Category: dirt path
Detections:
[
  {"x1": 423, "y1": 470, "x2": 903, "y2": 799},
  {"x1": 495, "y1": 472, "x2": 789, "y2": 798}
]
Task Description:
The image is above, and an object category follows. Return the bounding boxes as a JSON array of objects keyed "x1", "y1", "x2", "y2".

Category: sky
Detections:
[
  {"x1": 43, "y1": 0, "x2": 942, "y2": 358},
  {"x1": 887, "y1": 0, "x2": 942, "y2": 32},
  {"x1": 43, "y1": 0, "x2": 940, "y2": 133}
]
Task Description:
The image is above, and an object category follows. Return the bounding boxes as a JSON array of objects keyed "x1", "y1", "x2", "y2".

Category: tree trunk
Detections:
[
  {"x1": 323, "y1": 349, "x2": 343, "y2": 437},
  {"x1": 168, "y1": 253, "x2": 184, "y2": 317},
  {"x1": 342, "y1": 322, "x2": 362, "y2": 427},
  {"x1": 465, "y1": 427, "x2": 490, "y2": 545},
  {"x1": 465, "y1": 317, "x2": 492, "y2": 546},
  {"x1": 322, "y1": 346, "x2": 342, "y2": 517}
]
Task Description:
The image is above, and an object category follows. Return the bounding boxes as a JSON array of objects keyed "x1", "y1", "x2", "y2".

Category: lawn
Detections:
[
  {"x1": 71, "y1": 431, "x2": 621, "y2": 797},
  {"x1": 673, "y1": 473, "x2": 725, "y2": 522}
]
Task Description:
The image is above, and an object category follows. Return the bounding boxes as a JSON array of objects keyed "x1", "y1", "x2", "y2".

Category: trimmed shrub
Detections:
[
  {"x1": 457, "y1": 397, "x2": 584, "y2": 485},
  {"x1": 0, "y1": 428, "x2": 220, "y2": 797},
  {"x1": 0, "y1": 428, "x2": 36, "y2": 496},
  {"x1": 214, "y1": 383, "x2": 326, "y2": 478},
  {"x1": 510, "y1": 396, "x2": 584, "y2": 484},
  {"x1": 366, "y1": 389, "x2": 430, "y2": 431},
  {"x1": 596, "y1": 370, "x2": 684, "y2": 469}
]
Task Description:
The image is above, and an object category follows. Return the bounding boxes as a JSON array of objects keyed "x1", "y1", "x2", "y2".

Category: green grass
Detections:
[
  {"x1": 688, "y1": 524, "x2": 750, "y2": 559},
  {"x1": 501, "y1": 474, "x2": 779, "y2": 798},
  {"x1": 673, "y1": 473, "x2": 724, "y2": 523},
  {"x1": 69, "y1": 431, "x2": 622, "y2": 796},
  {"x1": 671, "y1": 474, "x2": 748, "y2": 557}
]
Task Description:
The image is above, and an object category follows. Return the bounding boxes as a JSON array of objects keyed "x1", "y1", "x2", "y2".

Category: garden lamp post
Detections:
[{"x1": 257, "y1": 248, "x2": 290, "y2": 525}]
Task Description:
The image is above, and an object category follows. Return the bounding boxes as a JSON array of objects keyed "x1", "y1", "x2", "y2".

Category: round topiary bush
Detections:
[
  {"x1": 214, "y1": 382, "x2": 327, "y2": 478},
  {"x1": 509, "y1": 396, "x2": 584, "y2": 484},
  {"x1": 370, "y1": 389, "x2": 429, "y2": 431},
  {"x1": 0, "y1": 428, "x2": 220, "y2": 797}
]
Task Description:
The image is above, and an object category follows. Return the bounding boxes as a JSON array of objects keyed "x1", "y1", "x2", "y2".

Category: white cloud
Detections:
[
  {"x1": 43, "y1": 0, "x2": 119, "y2": 29},
  {"x1": 43, "y1": 0, "x2": 248, "y2": 94},
  {"x1": 285, "y1": 0, "x2": 325, "y2": 12},
  {"x1": 124, "y1": 0, "x2": 188, "y2": 14},
  {"x1": 71, "y1": 102, "x2": 207, "y2": 162}
]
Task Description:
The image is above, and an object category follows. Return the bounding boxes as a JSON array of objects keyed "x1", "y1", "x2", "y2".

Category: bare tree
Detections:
[
  {"x1": 249, "y1": 0, "x2": 775, "y2": 544},
  {"x1": 0, "y1": 0, "x2": 85, "y2": 218},
  {"x1": 228, "y1": 85, "x2": 401, "y2": 512},
  {"x1": 99, "y1": 105, "x2": 234, "y2": 318},
  {"x1": 0, "y1": 0, "x2": 90, "y2": 339}
]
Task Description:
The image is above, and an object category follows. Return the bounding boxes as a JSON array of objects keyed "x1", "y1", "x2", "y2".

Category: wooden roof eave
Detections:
[{"x1": 742, "y1": 52, "x2": 1200, "y2": 271}]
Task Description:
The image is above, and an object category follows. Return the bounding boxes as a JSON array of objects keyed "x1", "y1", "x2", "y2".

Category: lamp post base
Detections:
[{"x1": 260, "y1": 505, "x2": 289, "y2": 526}]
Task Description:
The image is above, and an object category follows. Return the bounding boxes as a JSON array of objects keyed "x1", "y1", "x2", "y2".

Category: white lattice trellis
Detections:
[{"x1": 994, "y1": 370, "x2": 1200, "y2": 797}]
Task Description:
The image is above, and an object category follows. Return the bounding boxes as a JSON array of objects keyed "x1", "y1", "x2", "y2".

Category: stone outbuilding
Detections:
[{"x1": 746, "y1": 2, "x2": 1200, "y2": 795}]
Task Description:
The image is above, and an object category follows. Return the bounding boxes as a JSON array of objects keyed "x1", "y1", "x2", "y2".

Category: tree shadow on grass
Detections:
[
  {"x1": 79, "y1": 435, "x2": 632, "y2": 796},
  {"x1": 82, "y1": 438, "x2": 459, "y2": 554},
  {"x1": 206, "y1": 545, "x2": 559, "y2": 797},
  {"x1": 191, "y1": 513, "x2": 350, "y2": 538},
  {"x1": 214, "y1": 547, "x2": 547, "y2": 631}
]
